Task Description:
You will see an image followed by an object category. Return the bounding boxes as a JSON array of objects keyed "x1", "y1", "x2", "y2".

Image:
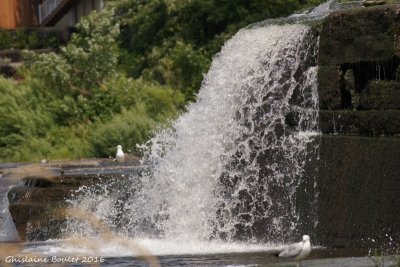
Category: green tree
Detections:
[{"x1": 113, "y1": 0, "x2": 324, "y2": 101}]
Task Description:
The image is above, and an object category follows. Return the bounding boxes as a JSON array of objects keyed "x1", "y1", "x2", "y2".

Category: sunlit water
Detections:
[
  {"x1": 0, "y1": 175, "x2": 19, "y2": 242},
  {"x1": 65, "y1": 22, "x2": 319, "y2": 244},
  {"x1": 23, "y1": 238, "x2": 277, "y2": 257}
]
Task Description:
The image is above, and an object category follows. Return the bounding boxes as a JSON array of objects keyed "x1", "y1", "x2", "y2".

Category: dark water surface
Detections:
[{"x1": 2, "y1": 242, "x2": 391, "y2": 267}]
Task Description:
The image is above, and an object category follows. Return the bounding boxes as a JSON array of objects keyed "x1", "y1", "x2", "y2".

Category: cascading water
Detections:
[
  {"x1": 64, "y1": 1, "x2": 342, "y2": 248},
  {"x1": 215, "y1": 30, "x2": 319, "y2": 243},
  {"x1": 0, "y1": 177, "x2": 19, "y2": 242}
]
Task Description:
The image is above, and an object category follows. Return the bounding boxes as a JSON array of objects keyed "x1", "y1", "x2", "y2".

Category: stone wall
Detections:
[{"x1": 312, "y1": 3, "x2": 400, "y2": 250}]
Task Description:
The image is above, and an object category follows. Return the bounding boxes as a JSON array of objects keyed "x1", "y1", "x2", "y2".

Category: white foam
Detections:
[
  {"x1": 24, "y1": 238, "x2": 282, "y2": 257},
  {"x1": 66, "y1": 23, "x2": 320, "y2": 244},
  {"x1": 0, "y1": 185, "x2": 20, "y2": 242}
]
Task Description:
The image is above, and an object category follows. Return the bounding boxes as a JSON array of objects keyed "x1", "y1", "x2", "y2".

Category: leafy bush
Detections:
[
  {"x1": 24, "y1": 7, "x2": 120, "y2": 125},
  {"x1": 143, "y1": 41, "x2": 210, "y2": 100},
  {"x1": 142, "y1": 84, "x2": 185, "y2": 120},
  {"x1": 0, "y1": 31, "x2": 13, "y2": 49},
  {"x1": 0, "y1": 29, "x2": 62, "y2": 50},
  {"x1": 0, "y1": 75, "x2": 184, "y2": 162},
  {"x1": 113, "y1": 0, "x2": 324, "y2": 101},
  {"x1": 90, "y1": 106, "x2": 156, "y2": 157},
  {"x1": 0, "y1": 77, "x2": 62, "y2": 161}
]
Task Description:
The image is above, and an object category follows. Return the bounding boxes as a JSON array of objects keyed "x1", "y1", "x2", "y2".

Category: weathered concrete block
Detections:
[
  {"x1": 314, "y1": 135, "x2": 400, "y2": 249},
  {"x1": 318, "y1": 65, "x2": 342, "y2": 110},
  {"x1": 319, "y1": 5, "x2": 399, "y2": 65},
  {"x1": 320, "y1": 110, "x2": 400, "y2": 136},
  {"x1": 359, "y1": 80, "x2": 400, "y2": 110}
]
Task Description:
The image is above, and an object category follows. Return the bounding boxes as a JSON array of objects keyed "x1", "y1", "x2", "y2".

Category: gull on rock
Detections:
[
  {"x1": 279, "y1": 235, "x2": 311, "y2": 267},
  {"x1": 115, "y1": 145, "x2": 125, "y2": 163}
]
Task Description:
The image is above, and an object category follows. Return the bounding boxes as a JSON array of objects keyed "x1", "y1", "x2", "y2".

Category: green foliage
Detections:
[
  {"x1": 0, "y1": 73, "x2": 184, "y2": 161},
  {"x1": 23, "y1": 51, "x2": 71, "y2": 94},
  {"x1": 0, "y1": 31, "x2": 13, "y2": 49},
  {"x1": 143, "y1": 41, "x2": 210, "y2": 100},
  {"x1": 90, "y1": 106, "x2": 156, "y2": 157},
  {"x1": 0, "y1": 76, "x2": 78, "y2": 161},
  {"x1": 142, "y1": 84, "x2": 185, "y2": 119},
  {"x1": 88, "y1": 80, "x2": 184, "y2": 158},
  {"x1": 114, "y1": 0, "x2": 324, "y2": 101},
  {"x1": 24, "y1": 7, "x2": 121, "y2": 124},
  {"x1": 0, "y1": 29, "x2": 62, "y2": 50},
  {"x1": 62, "y1": 8, "x2": 120, "y2": 89},
  {"x1": 27, "y1": 8, "x2": 119, "y2": 92},
  {"x1": 15, "y1": 30, "x2": 29, "y2": 49},
  {"x1": 0, "y1": 0, "x2": 325, "y2": 162}
]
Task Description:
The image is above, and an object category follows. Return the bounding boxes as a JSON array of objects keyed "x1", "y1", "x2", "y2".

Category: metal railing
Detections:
[{"x1": 38, "y1": 0, "x2": 65, "y2": 25}]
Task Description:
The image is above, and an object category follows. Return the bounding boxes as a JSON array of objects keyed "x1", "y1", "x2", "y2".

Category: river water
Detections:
[{"x1": 0, "y1": 241, "x2": 388, "y2": 267}]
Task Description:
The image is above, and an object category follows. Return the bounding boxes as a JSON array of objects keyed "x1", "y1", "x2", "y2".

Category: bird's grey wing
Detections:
[{"x1": 279, "y1": 242, "x2": 302, "y2": 258}]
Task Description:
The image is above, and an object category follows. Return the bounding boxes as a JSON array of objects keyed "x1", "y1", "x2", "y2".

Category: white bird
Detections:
[
  {"x1": 279, "y1": 235, "x2": 311, "y2": 267},
  {"x1": 115, "y1": 145, "x2": 125, "y2": 163}
]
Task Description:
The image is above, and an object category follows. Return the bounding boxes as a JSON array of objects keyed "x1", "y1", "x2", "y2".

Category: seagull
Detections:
[
  {"x1": 115, "y1": 145, "x2": 125, "y2": 163},
  {"x1": 279, "y1": 235, "x2": 311, "y2": 267}
]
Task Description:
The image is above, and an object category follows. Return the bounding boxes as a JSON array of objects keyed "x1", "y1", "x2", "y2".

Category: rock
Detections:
[
  {"x1": 5, "y1": 160, "x2": 144, "y2": 241},
  {"x1": 363, "y1": 0, "x2": 387, "y2": 7}
]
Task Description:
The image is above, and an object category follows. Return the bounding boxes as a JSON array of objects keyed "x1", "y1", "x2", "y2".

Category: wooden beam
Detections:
[
  {"x1": 40, "y1": 0, "x2": 78, "y2": 27},
  {"x1": 0, "y1": 0, "x2": 17, "y2": 29}
]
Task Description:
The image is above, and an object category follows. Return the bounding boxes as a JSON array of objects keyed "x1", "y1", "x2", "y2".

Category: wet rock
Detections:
[
  {"x1": 18, "y1": 176, "x2": 54, "y2": 188},
  {"x1": 8, "y1": 201, "x2": 67, "y2": 241},
  {"x1": 363, "y1": 0, "x2": 387, "y2": 7},
  {"x1": 5, "y1": 160, "x2": 143, "y2": 241}
]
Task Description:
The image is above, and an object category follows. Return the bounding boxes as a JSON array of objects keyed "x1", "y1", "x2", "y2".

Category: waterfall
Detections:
[
  {"x1": 66, "y1": 22, "x2": 320, "y2": 245},
  {"x1": 0, "y1": 179, "x2": 19, "y2": 242}
]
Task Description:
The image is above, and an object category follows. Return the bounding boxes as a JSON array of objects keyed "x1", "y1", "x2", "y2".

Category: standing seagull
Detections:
[
  {"x1": 279, "y1": 235, "x2": 311, "y2": 267},
  {"x1": 115, "y1": 145, "x2": 125, "y2": 163}
]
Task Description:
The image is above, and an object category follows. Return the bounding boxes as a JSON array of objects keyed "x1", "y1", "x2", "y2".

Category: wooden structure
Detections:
[
  {"x1": 0, "y1": 0, "x2": 43, "y2": 29},
  {"x1": 38, "y1": 0, "x2": 79, "y2": 26},
  {"x1": 0, "y1": 0, "x2": 104, "y2": 29}
]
